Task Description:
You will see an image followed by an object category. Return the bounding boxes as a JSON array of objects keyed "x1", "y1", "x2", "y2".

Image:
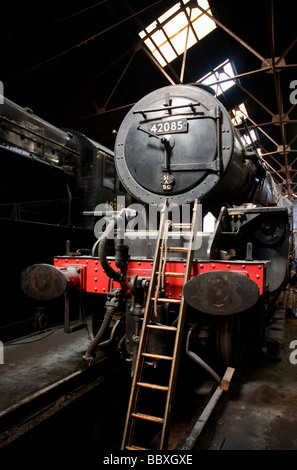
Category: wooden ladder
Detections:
[{"x1": 121, "y1": 199, "x2": 200, "y2": 450}]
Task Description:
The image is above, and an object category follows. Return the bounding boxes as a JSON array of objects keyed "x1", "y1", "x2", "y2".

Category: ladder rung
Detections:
[
  {"x1": 151, "y1": 297, "x2": 181, "y2": 304},
  {"x1": 147, "y1": 324, "x2": 177, "y2": 331},
  {"x1": 156, "y1": 271, "x2": 185, "y2": 277},
  {"x1": 167, "y1": 246, "x2": 188, "y2": 252},
  {"x1": 137, "y1": 382, "x2": 169, "y2": 391},
  {"x1": 125, "y1": 446, "x2": 149, "y2": 451},
  {"x1": 172, "y1": 223, "x2": 191, "y2": 228},
  {"x1": 131, "y1": 412, "x2": 164, "y2": 423},
  {"x1": 142, "y1": 352, "x2": 173, "y2": 360}
]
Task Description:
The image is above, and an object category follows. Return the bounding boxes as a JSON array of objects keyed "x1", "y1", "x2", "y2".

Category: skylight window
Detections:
[
  {"x1": 230, "y1": 103, "x2": 257, "y2": 146},
  {"x1": 139, "y1": 0, "x2": 216, "y2": 67},
  {"x1": 241, "y1": 130, "x2": 257, "y2": 146},
  {"x1": 230, "y1": 102, "x2": 249, "y2": 125},
  {"x1": 198, "y1": 59, "x2": 236, "y2": 96}
]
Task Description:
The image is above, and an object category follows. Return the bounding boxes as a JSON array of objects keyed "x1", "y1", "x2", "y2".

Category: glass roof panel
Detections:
[
  {"x1": 139, "y1": 0, "x2": 216, "y2": 67},
  {"x1": 198, "y1": 59, "x2": 236, "y2": 96}
]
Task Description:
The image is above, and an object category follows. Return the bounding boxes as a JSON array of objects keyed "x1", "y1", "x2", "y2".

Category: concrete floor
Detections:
[
  {"x1": 0, "y1": 322, "x2": 92, "y2": 412},
  {"x1": 206, "y1": 317, "x2": 297, "y2": 450}
]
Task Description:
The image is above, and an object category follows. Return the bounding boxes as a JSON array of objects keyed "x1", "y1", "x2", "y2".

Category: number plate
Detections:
[{"x1": 148, "y1": 118, "x2": 188, "y2": 135}]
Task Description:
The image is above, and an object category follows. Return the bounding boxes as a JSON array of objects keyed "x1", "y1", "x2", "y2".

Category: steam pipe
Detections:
[
  {"x1": 98, "y1": 216, "x2": 125, "y2": 283},
  {"x1": 83, "y1": 295, "x2": 118, "y2": 362}
]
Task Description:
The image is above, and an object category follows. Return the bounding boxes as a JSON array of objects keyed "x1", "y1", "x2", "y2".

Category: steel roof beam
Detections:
[
  {"x1": 195, "y1": 3, "x2": 270, "y2": 66},
  {"x1": 267, "y1": 0, "x2": 291, "y2": 196}
]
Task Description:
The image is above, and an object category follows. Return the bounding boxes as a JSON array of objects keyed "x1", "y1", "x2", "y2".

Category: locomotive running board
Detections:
[{"x1": 121, "y1": 198, "x2": 200, "y2": 451}]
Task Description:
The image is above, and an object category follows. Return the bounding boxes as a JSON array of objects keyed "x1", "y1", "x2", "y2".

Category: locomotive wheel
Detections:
[{"x1": 216, "y1": 314, "x2": 241, "y2": 365}]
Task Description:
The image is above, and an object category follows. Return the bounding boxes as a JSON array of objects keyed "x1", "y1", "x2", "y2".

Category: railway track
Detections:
[{"x1": 172, "y1": 367, "x2": 234, "y2": 450}]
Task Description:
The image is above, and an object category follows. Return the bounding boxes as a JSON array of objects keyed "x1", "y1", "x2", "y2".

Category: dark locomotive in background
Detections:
[
  {"x1": 21, "y1": 83, "x2": 292, "y2": 368},
  {"x1": 0, "y1": 97, "x2": 130, "y2": 339}
]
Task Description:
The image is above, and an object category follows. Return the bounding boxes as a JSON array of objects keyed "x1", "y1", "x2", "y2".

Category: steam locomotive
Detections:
[
  {"x1": 21, "y1": 83, "x2": 292, "y2": 367},
  {"x1": 0, "y1": 96, "x2": 128, "y2": 226},
  {"x1": 0, "y1": 96, "x2": 130, "y2": 338}
]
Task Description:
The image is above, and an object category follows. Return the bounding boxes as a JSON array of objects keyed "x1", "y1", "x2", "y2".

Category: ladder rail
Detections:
[
  {"x1": 159, "y1": 199, "x2": 200, "y2": 448},
  {"x1": 122, "y1": 199, "x2": 200, "y2": 450},
  {"x1": 121, "y1": 199, "x2": 170, "y2": 449}
]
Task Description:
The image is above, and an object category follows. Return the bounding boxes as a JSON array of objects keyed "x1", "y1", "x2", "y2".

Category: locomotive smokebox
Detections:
[
  {"x1": 21, "y1": 264, "x2": 79, "y2": 300},
  {"x1": 115, "y1": 83, "x2": 276, "y2": 208},
  {"x1": 183, "y1": 270, "x2": 259, "y2": 315}
]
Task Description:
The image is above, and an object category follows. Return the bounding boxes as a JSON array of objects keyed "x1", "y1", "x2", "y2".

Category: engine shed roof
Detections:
[{"x1": 1, "y1": 0, "x2": 296, "y2": 199}]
